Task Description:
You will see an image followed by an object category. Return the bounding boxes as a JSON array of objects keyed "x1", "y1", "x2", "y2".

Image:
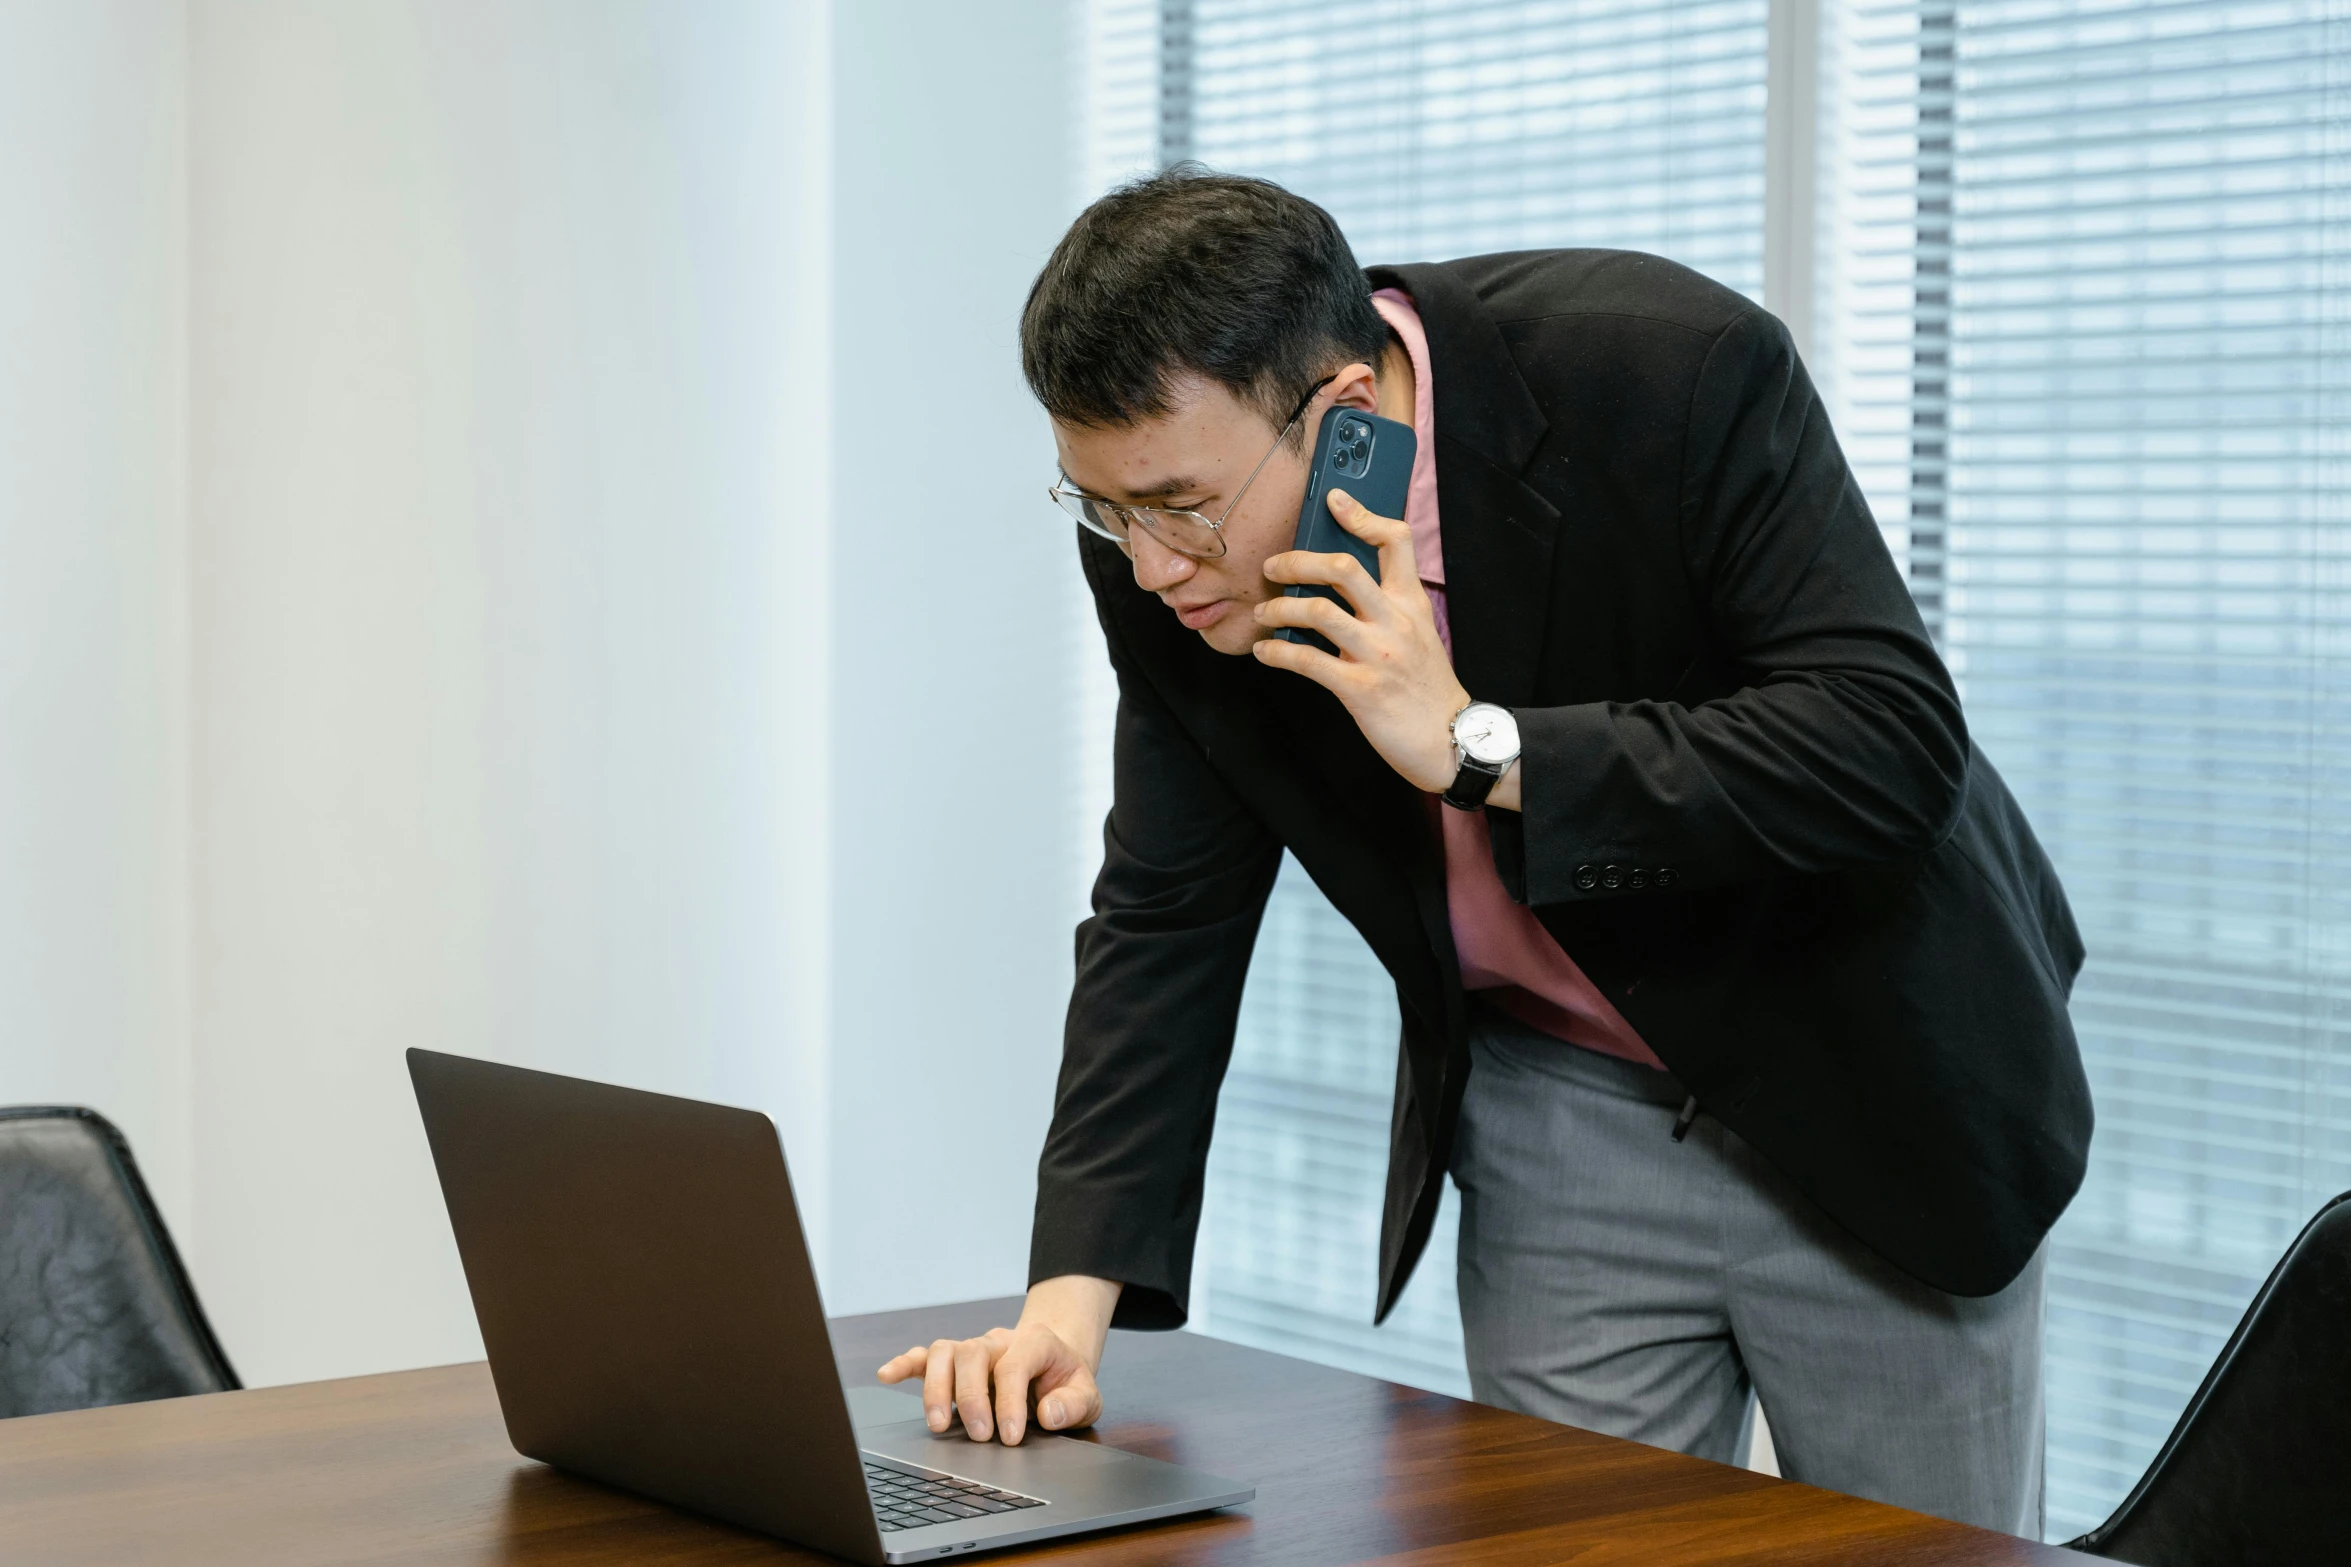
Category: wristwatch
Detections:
[{"x1": 1443, "y1": 701, "x2": 1521, "y2": 811}]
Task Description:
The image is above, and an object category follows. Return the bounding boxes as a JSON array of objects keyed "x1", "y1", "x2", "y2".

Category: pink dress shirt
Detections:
[{"x1": 1369, "y1": 289, "x2": 1666, "y2": 1070}]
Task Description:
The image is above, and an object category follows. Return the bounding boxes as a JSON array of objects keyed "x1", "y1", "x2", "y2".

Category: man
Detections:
[{"x1": 879, "y1": 169, "x2": 2090, "y2": 1534}]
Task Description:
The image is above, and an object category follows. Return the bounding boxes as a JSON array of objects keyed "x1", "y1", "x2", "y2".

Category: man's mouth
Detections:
[{"x1": 1168, "y1": 598, "x2": 1230, "y2": 630}]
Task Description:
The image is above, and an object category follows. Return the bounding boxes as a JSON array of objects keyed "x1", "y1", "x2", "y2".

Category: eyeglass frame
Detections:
[{"x1": 1047, "y1": 374, "x2": 1338, "y2": 561}]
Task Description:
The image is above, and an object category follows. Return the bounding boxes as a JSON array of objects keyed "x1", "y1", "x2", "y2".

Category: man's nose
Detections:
[{"x1": 1129, "y1": 529, "x2": 1196, "y2": 593}]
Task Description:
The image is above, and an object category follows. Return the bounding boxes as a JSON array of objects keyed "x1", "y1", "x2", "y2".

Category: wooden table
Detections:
[{"x1": 0, "y1": 1296, "x2": 2090, "y2": 1565}]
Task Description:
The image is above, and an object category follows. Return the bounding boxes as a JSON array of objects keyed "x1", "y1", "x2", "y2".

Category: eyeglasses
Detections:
[{"x1": 1048, "y1": 376, "x2": 1335, "y2": 561}]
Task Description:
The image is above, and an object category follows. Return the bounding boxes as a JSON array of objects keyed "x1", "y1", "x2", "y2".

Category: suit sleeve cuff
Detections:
[
  {"x1": 1511, "y1": 701, "x2": 1689, "y2": 905},
  {"x1": 1029, "y1": 1186, "x2": 1194, "y2": 1332}
]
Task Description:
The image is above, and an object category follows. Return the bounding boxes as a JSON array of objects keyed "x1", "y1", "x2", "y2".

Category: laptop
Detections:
[{"x1": 407, "y1": 1048, "x2": 1253, "y2": 1563}]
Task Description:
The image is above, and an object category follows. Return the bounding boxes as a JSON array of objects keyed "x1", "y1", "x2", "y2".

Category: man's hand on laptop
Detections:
[{"x1": 876, "y1": 1274, "x2": 1121, "y2": 1446}]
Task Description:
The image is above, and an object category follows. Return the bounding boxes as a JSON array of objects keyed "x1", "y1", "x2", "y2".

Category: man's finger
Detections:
[
  {"x1": 1325, "y1": 491, "x2": 1410, "y2": 594},
  {"x1": 921, "y1": 1338, "x2": 959, "y2": 1433},
  {"x1": 1254, "y1": 592, "x2": 1373, "y2": 656},
  {"x1": 1262, "y1": 549, "x2": 1363, "y2": 588},
  {"x1": 1260, "y1": 634, "x2": 1335, "y2": 676},
  {"x1": 1325, "y1": 487, "x2": 1406, "y2": 542},
  {"x1": 877, "y1": 1345, "x2": 927, "y2": 1384},
  {"x1": 992, "y1": 1340, "x2": 1042, "y2": 1446},
  {"x1": 1266, "y1": 546, "x2": 1406, "y2": 631},
  {"x1": 1251, "y1": 631, "x2": 1346, "y2": 685},
  {"x1": 1037, "y1": 1364, "x2": 1102, "y2": 1432},
  {"x1": 953, "y1": 1338, "x2": 997, "y2": 1441},
  {"x1": 1318, "y1": 550, "x2": 1401, "y2": 630}
]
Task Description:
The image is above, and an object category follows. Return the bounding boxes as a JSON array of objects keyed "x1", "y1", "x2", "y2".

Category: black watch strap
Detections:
[{"x1": 1442, "y1": 755, "x2": 1506, "y2": 812}]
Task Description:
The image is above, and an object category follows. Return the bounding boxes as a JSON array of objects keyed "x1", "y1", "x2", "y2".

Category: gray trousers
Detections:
[{"x1": 1451, "y1": 1006, "x2": 2045, "y2": 1536}]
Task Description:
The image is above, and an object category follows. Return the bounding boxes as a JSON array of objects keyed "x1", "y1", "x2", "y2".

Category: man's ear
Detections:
[{"x1": 1325, "y1": 360, "x2": 1380, "y2": 412}]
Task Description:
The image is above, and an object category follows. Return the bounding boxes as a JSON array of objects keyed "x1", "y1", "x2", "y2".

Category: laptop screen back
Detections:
[{"x1": 407, "y1": 1048, "x2": 880, "y2": 1564}]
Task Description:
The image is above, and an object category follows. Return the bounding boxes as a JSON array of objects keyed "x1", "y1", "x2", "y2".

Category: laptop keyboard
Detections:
[{"x1": 863, "y1": 1458, "x2": 1048, "y2": 1533}]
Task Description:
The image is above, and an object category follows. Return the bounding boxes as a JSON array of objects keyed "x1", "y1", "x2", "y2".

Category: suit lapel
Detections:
[
  {"x1": 1434, "y1": 445, "x2": 1561, "y2": 709},
  {"x1": 1365, "y1": 262, "x2": 1564, "y2": 1084},
  {"x1": 1372, "y1": 262, "x2": 1564, "y2": 709}
]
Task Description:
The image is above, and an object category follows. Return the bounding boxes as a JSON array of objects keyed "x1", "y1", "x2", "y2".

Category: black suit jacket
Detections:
[{"x1": 1031, "y1": 250, "x2": 2091, "y2": 1329}]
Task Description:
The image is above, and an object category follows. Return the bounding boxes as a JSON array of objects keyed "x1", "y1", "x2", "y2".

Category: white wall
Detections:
[
  {"x1": 183, "y1": 0, "x2": 840, "y2": 1384},
  {"x1": 0, "y1": 0, "x2": 192, "y2": 1221},
  {"x1": 3, "y1": 0, "x2": 1079, "y2": 1386}
]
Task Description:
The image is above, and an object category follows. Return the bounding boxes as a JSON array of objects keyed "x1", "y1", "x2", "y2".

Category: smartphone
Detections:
[{"x1": 1277, "y1": 405, "x2": 1417, "y2": 654}]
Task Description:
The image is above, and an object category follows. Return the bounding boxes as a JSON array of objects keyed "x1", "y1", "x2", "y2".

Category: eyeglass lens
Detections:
[{"x1": 1055, "y1": 490, "x2": 1222, "y2": 558}]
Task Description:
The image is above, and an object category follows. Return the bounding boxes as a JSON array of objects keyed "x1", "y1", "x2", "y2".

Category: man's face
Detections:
[{"x1": 1053, "y1": 373, "x2": 1339, "y2": 657}]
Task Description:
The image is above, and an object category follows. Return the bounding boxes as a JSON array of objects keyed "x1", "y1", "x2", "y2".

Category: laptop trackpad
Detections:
[{"x1": 844, "y1": 1385, "x2": 927, "y2": 1429}]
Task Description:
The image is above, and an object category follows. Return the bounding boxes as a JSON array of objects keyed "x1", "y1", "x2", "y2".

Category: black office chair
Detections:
[
  {"x1": 0, "y1": 1105, "x2": 239, "y2": 1417},
  {"x1": 2066, "y1": 1189, "x2": 2351, "y2": 1565}
]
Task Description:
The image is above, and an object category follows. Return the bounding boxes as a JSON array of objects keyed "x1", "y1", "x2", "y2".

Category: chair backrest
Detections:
[
  {"x1": 0, "y1": 1106, "x2": 239, "y2": 1418},
  {"x1": 2068, "y1": 1190, "x2": 2351, "y2": 1565}
]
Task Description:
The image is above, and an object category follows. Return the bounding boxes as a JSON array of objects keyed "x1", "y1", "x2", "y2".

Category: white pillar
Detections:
[
  {"x1": 0, "y1": 0, "x2": 193, "y2": 1225},
  {"x1": 183, "y1": 0, "x2": 838, "y2": 1382},
  {"x1": 821, "y1": 0, "x2": 1080, "y2": 1316}
]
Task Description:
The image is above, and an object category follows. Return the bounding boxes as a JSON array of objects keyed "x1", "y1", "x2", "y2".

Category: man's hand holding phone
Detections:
[
  {"x1": 875, "y1": 1274, "x2": 1122, "y2": 1445},
  {"x1": 1254, "y1": 490, "x2": 1519, "y2": 810}
]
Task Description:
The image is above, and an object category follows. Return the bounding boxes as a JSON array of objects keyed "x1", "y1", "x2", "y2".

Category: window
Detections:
[
  {"x1": 1157, "y1": 0, "x2": 1769, "y2": 292},
  {"x1": 1826, "y1": 0, "x2": 2351, "y2": 1535},
  {"x1": 1075, "y1": 0, "x2": 2351, "y2": 1539}
]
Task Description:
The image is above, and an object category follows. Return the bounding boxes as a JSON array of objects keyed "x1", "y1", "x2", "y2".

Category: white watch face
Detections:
[{"x1": 1455, "y1": 703, "x2": 1520, "y2": 766}]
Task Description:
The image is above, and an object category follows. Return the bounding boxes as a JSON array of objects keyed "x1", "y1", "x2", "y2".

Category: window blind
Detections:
[
  {"x1": 1824, "y1": 0, "x2": 2351, "y2": 1536},
  {"x1": 1171, "y1": 0, "x2": 1769, "y2": 289},
  {"x1": 1076, "y1": 0, "x2": 2350, "y2": 1539}
]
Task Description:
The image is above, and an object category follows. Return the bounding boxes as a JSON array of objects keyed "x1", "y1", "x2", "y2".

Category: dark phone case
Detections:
[{"x1": 1277, "y1": 406, "x2": 1418, "y2": 654}]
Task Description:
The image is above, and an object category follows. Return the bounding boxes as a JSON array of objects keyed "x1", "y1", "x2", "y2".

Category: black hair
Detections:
[{"x1": 1020, "y1": 165, "x2": 1387, "y2": 445}]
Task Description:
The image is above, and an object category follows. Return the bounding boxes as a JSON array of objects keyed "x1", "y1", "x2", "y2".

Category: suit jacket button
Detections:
[
  {"x1": 1601, "y1": 864, "x2": 1623, "y2": 890},
  {"x1": 1574, "y1": 864, "x2": 1598, "y2": 891},
  {"x1": 1655, "y1": 867, "x2": 1678, "y2": 889},
  {"x1": 1628, "y1": 868, "x2": 1650, "y2": 889}
]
